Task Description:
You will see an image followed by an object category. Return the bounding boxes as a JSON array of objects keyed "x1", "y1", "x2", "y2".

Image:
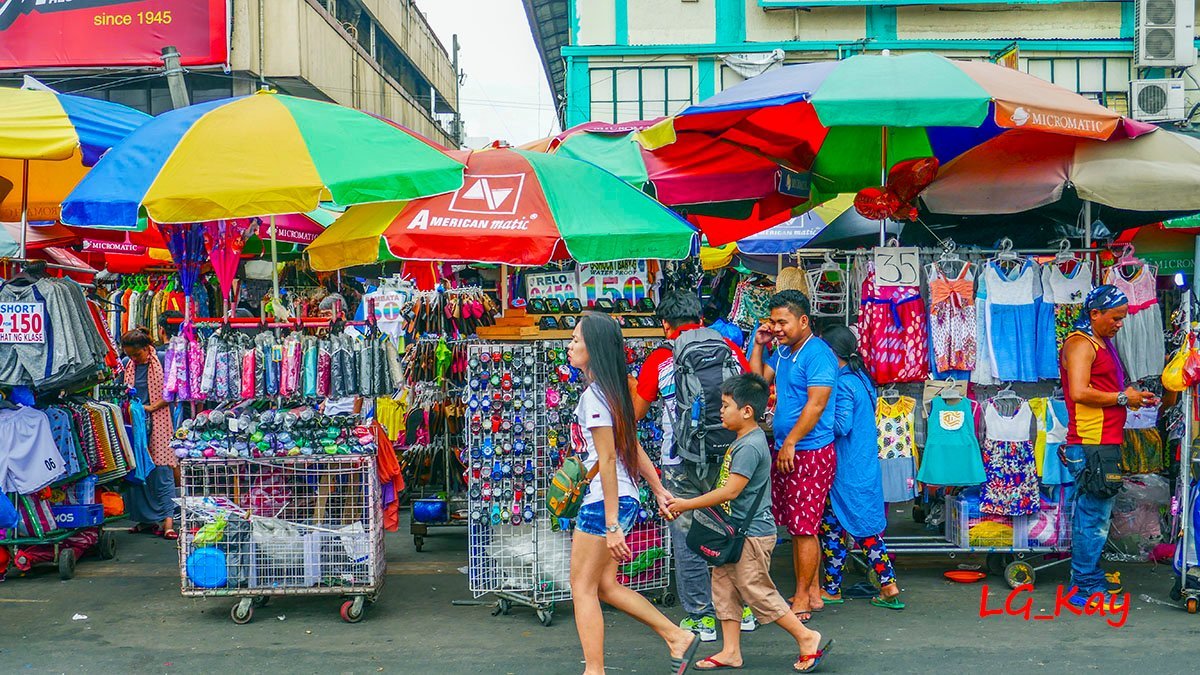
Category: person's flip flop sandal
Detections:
[
  {"x1": 794, "y1": 639, "x2": 834, "y2": 673},
  {"x1": 793, "y1": 611, "x2": 812, "y2": 624},
  {"x1": 672, "y1": 634, "x2": 701, "y2": 675},
  {"x1": 163, "y1": 529, "x2": 179, "y2": 540},
  {"x1": 694, "y1": 656, "x2": 742, "y2": 670},
  {"x1": 870, "y1": 596, "x2": 906, "y2": 610},
  {"x1": 820, "y1": 597, "x2": 845, "y2": 605}
]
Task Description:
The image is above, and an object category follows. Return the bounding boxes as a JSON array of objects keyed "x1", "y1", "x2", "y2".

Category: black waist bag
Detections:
[
  {"x1": 1080, "y1": 444, "x2": 1123, "y2": 499},
  {"x1": 686, "y1": 488, "x2": 767, "y2": 566}
]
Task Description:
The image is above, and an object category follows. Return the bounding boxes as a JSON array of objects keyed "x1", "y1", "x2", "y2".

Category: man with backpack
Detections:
[{"x1": 632, "y1": 291, "x2": 751, "y2": 642}]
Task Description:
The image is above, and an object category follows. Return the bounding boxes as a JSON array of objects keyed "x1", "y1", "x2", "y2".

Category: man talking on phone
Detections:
[
  {"x1": 1060, "y1": 285, "x2": 1159, "y2": 608},
  {"x1": 749, "y1": 290, "x2": 838, "y2": 622}
]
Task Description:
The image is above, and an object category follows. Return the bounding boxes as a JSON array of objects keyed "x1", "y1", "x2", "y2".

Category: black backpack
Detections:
[{"x1": 672, "y1": 327, "x2": 742, "y2": 464}]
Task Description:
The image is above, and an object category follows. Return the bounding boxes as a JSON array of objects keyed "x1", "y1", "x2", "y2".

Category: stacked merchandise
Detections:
[
  {"x1": 162, "y1": 329, "x2": 400, "y2": 403},
  {"x1": 168, "y1": 407, "x2": 377, "y2": 460}
]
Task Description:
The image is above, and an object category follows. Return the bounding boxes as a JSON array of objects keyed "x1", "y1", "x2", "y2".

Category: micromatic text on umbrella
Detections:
[{"x1": 978, "y1": 584, "x2": 1130, "y2": 628}]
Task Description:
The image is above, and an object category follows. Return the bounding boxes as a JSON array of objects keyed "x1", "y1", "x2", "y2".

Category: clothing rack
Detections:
[{"x1": 0, "y1": 257, "x2": 98, "y2": 277}]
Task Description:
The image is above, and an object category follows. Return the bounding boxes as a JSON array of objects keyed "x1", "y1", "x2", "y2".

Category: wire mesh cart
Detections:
[
  {"x1": 465, "y1": 340, "x2": 672, "y2": 627},
  {"x1": 178, "y1": 456, "x2": 385, "y2": 624}
]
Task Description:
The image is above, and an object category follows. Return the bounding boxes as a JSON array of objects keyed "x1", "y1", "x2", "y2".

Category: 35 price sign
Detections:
[{"x1": 0, "y1": 302, "x2": 46, "y2": 344}]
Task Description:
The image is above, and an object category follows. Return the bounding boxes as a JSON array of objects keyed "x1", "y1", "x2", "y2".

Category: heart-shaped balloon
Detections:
[
  {"x1": 888, "y1": 157, "x2": 940, "y2": 203},
  {"x1": 890, "y1": 203, "x2": 920, "y2": 222},
  {"x1": 855, "y1": 186, "x2": 899, "y2": 221}
]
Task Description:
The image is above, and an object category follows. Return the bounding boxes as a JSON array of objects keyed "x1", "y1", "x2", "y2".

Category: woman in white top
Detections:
[{"x1": 567, "y1": 313, "x2": 699, "y2": 675}]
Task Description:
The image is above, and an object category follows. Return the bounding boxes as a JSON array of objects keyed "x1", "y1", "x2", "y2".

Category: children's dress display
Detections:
[
  {"x1": 1104, "y1": 263, "x2": 1166, "y2": 383},
  {"x1": 917, "y1": 396, "x2": 985, "y2": 486},
  {"x1": 1041, "y1": 399, "x2": 1072, "y2": 485},
  {"x1": 976, "y1": 260, "x2": 1057, "y2": 383},
  {"x1": 927, "y1": 262, "x2": 977, "y2": 372},
  {"x1": 858, "y1": 264, "x2": 929, "y2": 384},
  {"x1": 876, "y1": 395, "x2": 918, "y2": 502},
  {"x1": 1121, "y1": 405, "x2": 1163, "y2": 474},
  {"x1": 980, "y1": 400, "x2": 1040, "y2": 516},
  {"x1": 1041, "y1": 260, "x2": 1093, "y2": 352}
]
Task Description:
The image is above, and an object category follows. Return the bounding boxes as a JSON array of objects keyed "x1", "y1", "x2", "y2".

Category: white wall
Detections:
[
  {"x1": 897, "y1": 4, "x2": 1122, "y2": 40},
  {"x1": 578, "y1": 0, "x2": 618, "y2": 45},
  {"x1": 628, "y1": 0, "x2": 716, "y2": 44}
]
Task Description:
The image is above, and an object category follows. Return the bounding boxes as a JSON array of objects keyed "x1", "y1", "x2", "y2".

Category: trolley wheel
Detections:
[
  {"x1": 1170, "y1": 579, "x2": 1183, "y2": 602},
  {"x1": 537, "y1": 608, "x2": 554, "y2": 627},
  {"x1": 658, "y1": 591, "x2": 678, "y2": 608},
  {"x1": 252, "y1": 596, "x2": 271, "y2": 608},
  {"x1": 231, "y1": 599, "x2": 254, "y2": 625},
  {"x1": 413, "y1": 535, "x2": 425, "y2": 552},
  {"x1": 1187, "y1": 597, "x2": 1199, "y2": 615},
  {"x1": 58, "y1": 548, "x2": 76, "y2": 581},
  {"x1": 96, "y1": 531, "x2": 117, "y2": 560},
  {"x1": 340, "y1": 596, "x2": 366, "y2": 623},
  {"x1": 1005, "y1": 560, "x2": 1036, "y2": 589},
  {"x1": 912, "y1": 505, "x2": 926, "y2": 524},
  {"x1": 492, "y1": 597, "x2": 512, "y2": 616}
]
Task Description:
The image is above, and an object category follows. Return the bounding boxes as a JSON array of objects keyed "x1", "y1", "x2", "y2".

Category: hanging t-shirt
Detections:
[
  {"x1": 0, "y1": 406, "x2": 67, "y2": 494},
  {"x1": 768, "y1": 336, "x2": 838, "y2": 451},
  {"x1": 574, "y1": 384, "x2": 639, "y2": 505}
]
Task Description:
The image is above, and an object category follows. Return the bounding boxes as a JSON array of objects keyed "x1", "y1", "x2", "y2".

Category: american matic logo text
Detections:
[{"x1": 407, "y1": 173, "x2": 536, "y2": 232}]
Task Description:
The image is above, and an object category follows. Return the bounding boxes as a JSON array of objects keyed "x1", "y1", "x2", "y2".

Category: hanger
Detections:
[
  {"x1": 880, "y1": 385, "x2": 901, "y2": 404},
  {"x1": 940, "y1": 376, "x2": 962, "y2": 402}
]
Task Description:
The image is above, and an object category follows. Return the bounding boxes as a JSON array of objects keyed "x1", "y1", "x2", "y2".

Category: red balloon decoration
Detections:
[
  {"x1": 887, "y1": 157, "x2": 940, "y2": 203},
  {"x1": 854, "y1": 186, "x2": 900, "y2": 221}
]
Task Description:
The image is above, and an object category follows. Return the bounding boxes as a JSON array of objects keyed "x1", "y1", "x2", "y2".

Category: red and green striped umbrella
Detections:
[{"x1": 307, "y1": 148, "x2": 696, "y2": 269}]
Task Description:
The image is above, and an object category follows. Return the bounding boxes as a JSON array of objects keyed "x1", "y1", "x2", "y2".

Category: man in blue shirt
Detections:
[{"x1": 749, "y1": 290, "x2": 838, "y2": 622}]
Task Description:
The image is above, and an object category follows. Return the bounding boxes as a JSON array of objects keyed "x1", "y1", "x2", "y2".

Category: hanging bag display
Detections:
[
  {"x1": 546, "y1": 456, "x2": 600, "y2": 519},
  {"x1": 686, "y1": 485, "x2": 767, "y2": 566}
]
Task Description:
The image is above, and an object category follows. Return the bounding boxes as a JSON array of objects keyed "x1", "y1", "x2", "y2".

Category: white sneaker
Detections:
[
  {"x1": 680, "y1": 615, "x2": 718, "y2": 642},
  {"x1": 740, "y1": 606, "x2": 757, "y2": 632}
]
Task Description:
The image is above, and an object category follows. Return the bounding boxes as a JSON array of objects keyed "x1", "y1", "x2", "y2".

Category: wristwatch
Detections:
[
  {"x1": 1116, "y1": 392, "x2": 1129, "y2": 406},
  {"x1": 605, "y1": 523, "x2": 622, "y2": 534}
]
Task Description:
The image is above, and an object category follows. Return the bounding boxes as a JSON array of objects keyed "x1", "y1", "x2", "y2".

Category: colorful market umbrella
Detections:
[
  {"x1": 672, "y1": 52, "x2": 1155, "y2": 238},
  {"x1": 0, "y1": 87, "x2": 149, "y2": 254},
  {"x1": 60, "y1": 90, "x2": 465, "y2": 227},
  {"x1": 0, "y1": 221, "x2": 78, "y2": 257},
  {"x1": 737, "y1": 194, "x2": 903, "y2": 254},
  {"x1": 307, "y1": 148, "x2": 696, "y2": 269},
  {"x1": 921, "y1": 129, "x2": 1200, "y2": 231},
  {"x1": 531, "y1": 120, "x2": 795, "y2": 213}
]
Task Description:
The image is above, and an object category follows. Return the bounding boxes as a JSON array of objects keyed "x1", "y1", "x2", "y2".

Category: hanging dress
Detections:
[
  {"x1": 979, "y1": 260, "x2": 1057, "y2": 382},
  {"x1": 1122, "y1": 405, "x2": 1164, "y2": 474},
  {"x1": 917, "y1": 396, "x2": 986, "y2": 486},
  {"x1": 1042, "y1": 399, "x2": 1072, "y2": 485},
  {"x1": 858, "y1": 263, "x2": 930, "y2": 384},
  {"x1": 928, "y1": 262, "x2": 977, "y2": 372},
  {"x1": 1105, "y1": 263, "x2": 1166, "y2": 383},
  {"x1": 876, "y1": 395, "x2": 918, "y2": 502},
  {"x1": 1041, "y1": 260, "x2": 1093, "y2": 353},
  {"x1": 980, "y1": 400, "x2": 1040, "y2": 516}
]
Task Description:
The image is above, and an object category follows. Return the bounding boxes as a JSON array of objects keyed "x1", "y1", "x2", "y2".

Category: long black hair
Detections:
[
  {"x1": 578, "y1": 312, "x2": 639, "y2": 473},
  {"x1": 822, "y1": 324, "x2": 874, "y2": 389}
]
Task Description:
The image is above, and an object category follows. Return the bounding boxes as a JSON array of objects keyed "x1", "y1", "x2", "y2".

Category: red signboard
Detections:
[{"x1": 0, "y1": 0, "x2": 228, "y2": 70}]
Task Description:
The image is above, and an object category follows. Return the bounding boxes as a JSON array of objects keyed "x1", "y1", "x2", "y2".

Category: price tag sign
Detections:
[
  {"x1": 0, "y1": 302, "x2": 46, "y2": 344},
  {"x1": 873, "y1": 247, "x2": 921, "y2": 287},
  {"x1": 525, "y1": 271, "x2": 579, "y2": 302},
  {"x1": 577, "y1": 261, "x2": 652, "y2": 307}
]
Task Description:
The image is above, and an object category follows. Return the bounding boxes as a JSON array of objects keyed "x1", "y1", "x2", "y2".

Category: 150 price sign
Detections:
[{"x1": 0, "y1": 302, "x2": 46, "y2": 344}]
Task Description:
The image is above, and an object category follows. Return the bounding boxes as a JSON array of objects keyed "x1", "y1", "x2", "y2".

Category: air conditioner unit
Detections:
[
  {"x1": 1129, "y1": 78, "x2": 1187, "y2": 121},
  {"x1": 1135, "y1": 0, "x2": 1197, "y2": 67}
]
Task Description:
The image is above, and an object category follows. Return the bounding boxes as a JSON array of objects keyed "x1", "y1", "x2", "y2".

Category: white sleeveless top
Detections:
[{"x1": 984, "y1": 401, "x2": 1033, "y2": 442}]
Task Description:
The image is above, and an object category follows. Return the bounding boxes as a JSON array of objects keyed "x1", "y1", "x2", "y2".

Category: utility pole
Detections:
[
  {"x1": 452, "y1": 34, "x2": 463, "y2": 148},
  {"x1": 162, "y1": 46, "x2": 191, "y2": 109}
]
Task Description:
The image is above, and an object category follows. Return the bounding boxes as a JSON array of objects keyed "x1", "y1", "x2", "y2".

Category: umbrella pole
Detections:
[
  {"x1": 18, "y1": 159, "x2": 29, "y2": 259},
  {"x1": 500, "y1": 264, "x2": 509, "y2": 316},
  {"x1": 879, "y1": 127, "x2": 887, "y2": 247},
  {"x1": 270, "y1": 213, "x2": 280, "y2": 316}
]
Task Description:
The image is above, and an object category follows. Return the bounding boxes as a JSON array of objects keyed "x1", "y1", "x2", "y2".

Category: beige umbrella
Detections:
[{"x1": 921, "y1": 129, "x2": 1200, "y2": 218}]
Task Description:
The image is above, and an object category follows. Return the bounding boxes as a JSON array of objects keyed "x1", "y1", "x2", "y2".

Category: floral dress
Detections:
[
  {"x1": 980, "y1": 400, "x2": 1040, "y2": 516},
  {"x1": 858, "y1": 263, "x2": 929, "y2": 383},
  {"x1": 928, "y1": 262, "x2": 977, "y2": 372}
]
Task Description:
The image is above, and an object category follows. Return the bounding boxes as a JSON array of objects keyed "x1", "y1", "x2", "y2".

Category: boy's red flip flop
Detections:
[{"x1": 695, "y1": 656, "x2": 743, "y2": 670}]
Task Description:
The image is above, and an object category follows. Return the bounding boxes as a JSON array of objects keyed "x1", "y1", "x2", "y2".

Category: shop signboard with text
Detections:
[
  {"x1": 0, "y1": 302, "x2": 45, "y2": 344},
  {"x1": 577, "y1": 261, "x2": 653, "y2": 306},
  {"x1": 0, "y1": 0, "x2": 228, "y2": 70}
]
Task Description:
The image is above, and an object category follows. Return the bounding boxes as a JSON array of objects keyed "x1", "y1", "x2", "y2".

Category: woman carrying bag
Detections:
[{"x1": 563, "y1": 313, "x2": 700, "y2": 675}]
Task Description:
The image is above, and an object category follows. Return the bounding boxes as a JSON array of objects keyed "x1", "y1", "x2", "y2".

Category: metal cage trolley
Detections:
[
  {"x1": 465, "y1": 340, "x2": 673, "y2": 626},
  {"x1": 178, "y1": 456, "x2": 385, "y2": 624}
]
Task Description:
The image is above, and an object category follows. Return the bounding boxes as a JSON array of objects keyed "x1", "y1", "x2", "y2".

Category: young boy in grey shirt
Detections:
[{"x1": 668, "y1": 374, "x2": 833, "y2": 672}]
